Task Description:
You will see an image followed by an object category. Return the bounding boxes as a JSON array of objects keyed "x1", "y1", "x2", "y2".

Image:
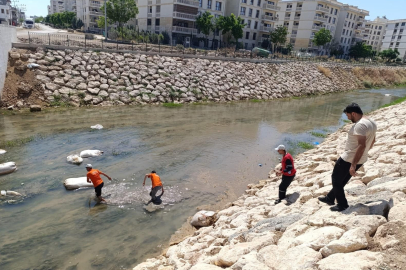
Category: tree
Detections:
[
  {"x1": 349, "y1": 42, "x2": 372, "y2": 60},
  {"x1": 96, "y1": 16, "x2": 113, "y2": 29},
  {"x1": 44, "y1": 15, "x2": 50, "y2": 23},
  {"x1": 313, "y1": 28, "x2": 332, "y2": 55},
  {"x1": 379, "y1": 48, "x2": 400, "y2": 62},
  {"x1": 76, "y1": 19, "x2": 84, "y2": 29},
  {"x1": 269, "y1": 25, "x2": 288, "y2": 53},
  {"x1": 103, "y1": 0, "x2": 139, "y2": 38},
  {"x1": 34, "y1": 16, "x2": 44, "y2": 23},
  {"x1": 161, "y1": 31, "x2": 170, "y2": 45},
  {"x1": 230, "y1": 14, "x2": 246, "y2": 45},
  {"x1": 215, "y1": 15, "x2": 233, "y2": 44},
  {"x1": 261, "y1": 38, "x2": 270, "y2": 50},
  {"x1": 196, "y1": 11, "x2": 214, "y2": 47}
]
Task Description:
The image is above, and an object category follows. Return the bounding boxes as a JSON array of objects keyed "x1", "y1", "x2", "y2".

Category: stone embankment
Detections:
[
  {"x1": 2, "y1": 47, "x2": 406, "y2": 108},
  {"x1": 134, "y1": 101, "x2": 406, "y2": 270}
]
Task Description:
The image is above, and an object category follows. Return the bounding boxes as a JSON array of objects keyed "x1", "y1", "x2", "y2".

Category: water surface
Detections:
[{"x1": 0, "y1": 88, "x2": 405, "y2": 270}]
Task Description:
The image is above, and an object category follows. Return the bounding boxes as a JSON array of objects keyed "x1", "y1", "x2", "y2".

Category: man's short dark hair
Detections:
[
  {"x1": 151, "y1": 170, "x2": 156, "y2": 174},
  {"x1": 343, "y1": 103, "x2": 363, "y2": 115}
]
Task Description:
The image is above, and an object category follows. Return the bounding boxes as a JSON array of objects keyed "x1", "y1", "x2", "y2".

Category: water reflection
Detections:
[{"x1": 0, "y1": 88, "x2": 405, "y2": 270}]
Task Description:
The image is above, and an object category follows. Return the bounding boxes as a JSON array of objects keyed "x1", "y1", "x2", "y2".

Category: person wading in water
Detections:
[
  {"x1": 274, "y1": 145, "x2": 296, "y2": 205},
  {"x1": 319, "y1": 103, "x2": 377, "y2": 211},
  {"x1": 143, "y1": 170, "x2": 164, "y2": 205},
  {"x1": 86, "y1": 164, "x2": 112, "y2": 202}
]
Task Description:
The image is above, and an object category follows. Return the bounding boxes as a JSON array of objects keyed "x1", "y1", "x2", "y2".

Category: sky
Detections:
[{"x1": 16, "y1": 0, "x2": 406, "y2": 20}]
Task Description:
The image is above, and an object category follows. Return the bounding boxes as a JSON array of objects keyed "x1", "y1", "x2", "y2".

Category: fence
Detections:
[{"x1": 17, "y1": 32, "x2": 406, "y2": 67}]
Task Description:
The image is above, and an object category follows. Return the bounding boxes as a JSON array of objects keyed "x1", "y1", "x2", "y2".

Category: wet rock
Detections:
[{"x1": 30, "y1": 105, "x2": 41, "y2": 112}]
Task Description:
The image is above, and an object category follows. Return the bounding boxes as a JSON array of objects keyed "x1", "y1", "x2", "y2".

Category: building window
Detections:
[
  {"x1": 247, "y1": 20, "x2": 251, "y2": 28},
  {"x1": 156, "y1": 19, "x2": 160, "y2": 26},
  {"x1": 254, "y1": 21, "x2": 258, "y2": 29},
  {"x1": 333, "y1": 18, "x2": 336, "y2": 24},
  {"x1": 402, "y1": 22, "x2": 406, "y2": 26},
  {"x1": 199, "y1": 0, "x2": 202, "y2": 7},
  {"x1": 250, "y1": 0, "x2": 254, "y2": 4},
  {"x1": 342, "y1": 29, "x2": 345, "y2": 34},
  {"x1": 379, "y1": 26, "x2": 382, "y2": 30},
  {"x1": 245, "y1": 32, "x2": 250, "y2": 39},
  {"x1": 242, "y1": 0, "x2": 247, "y2": 3},
  {"x1": 328, "y1": 17, "x2": 331, "y2": 23},
  {"x1": 156, "y1": 5, "x2": 161, "y2": 13},
  {"x1": 148, "y1": 6, "x2": 152, "y2": 13},
  {"x1": 334, "y1": 9, "x2": 337, "y2": 15},
  {"x1": 340, "y1": 37, "x2": 343, "y2": 43},
  {"x1": 215, "y1": 2, "x2": 222, "y2": 11},
  {"x1": 257, "y1": 0, "x2": 261, "y2": 7},
  {"x1": 249, "y1": 8, "x2": 253, "y2": 17},
  {"x1": 256, "y1": 10, "x2": 260, "y2": 18},
  {"x1": 346, "y1": 30, "x2": 349, "y2": 35},
  {"x1": 240, "y1": 7, "x2": 246, "y2": 15},
  {"x1": 346, "y1": 13, "x2": 349, "y2": 18},
  {"x1": 208, "y1": 0, "x2": 212, "y2": 9},
  {"x1": 350, "y1": 30, "x2": 352, "y2": 36},
  {"x1": 147, "y1": 19, "x2": 151, "y2": 25},
  {"x1": 253, "y1": 33, "x2": 257, "y2": 40},
  {"x1": 344, "y1": 38, "x2": 347, "y2": 43},
  {"x1": 330, "y1": 8, "x2": 333, "y2": 14},
  {"x1": 395, "y1": 23, "x2": 399, "y2": 27}
]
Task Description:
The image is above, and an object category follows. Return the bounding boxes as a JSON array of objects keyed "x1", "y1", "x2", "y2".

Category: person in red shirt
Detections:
[
  {"x1": 274, "y1": 145, "x2": 296, "y2": 205},
  {"x1": 143, "y1": 170, "x2": 164, "y2": 205},
  {"x1": 86, "y1": 164, "x2": 112, "y2": 202}
]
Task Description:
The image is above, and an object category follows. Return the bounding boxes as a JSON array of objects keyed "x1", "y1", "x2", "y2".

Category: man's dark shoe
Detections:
[
  {"x1": 330, "y1": 205, "x2": 348, "y2": 212},
  {"x1": 318, "y1": 196, "x2": 334, "y2": 206},
  {"x1": 274, "y1": 199, "x2": 282, "y2": 205}
]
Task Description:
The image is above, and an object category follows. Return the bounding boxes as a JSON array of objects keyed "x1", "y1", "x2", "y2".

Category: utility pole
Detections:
[{"x1": 104, "y1": 0, "x2": 108, "y2": 40}]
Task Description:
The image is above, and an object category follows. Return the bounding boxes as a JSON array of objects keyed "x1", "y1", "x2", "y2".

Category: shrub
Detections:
[
  {"x1": 176, "y1": 44, "x2": 184, "y2": 51},
  {"x1": 363, "y1": 81, "x2": 373, "y2": 88},
  {"x1": 317, "y1": 65, "x2": 331, "y2": 78}
]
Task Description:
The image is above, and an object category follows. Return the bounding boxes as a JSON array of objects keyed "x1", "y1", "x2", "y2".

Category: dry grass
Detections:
[
  {"x1": 317, "y1": 65, "x2": 332, "y2": 78},
  {"x1": 352, "y1": 67, "x2": 406, "y2": 88}
]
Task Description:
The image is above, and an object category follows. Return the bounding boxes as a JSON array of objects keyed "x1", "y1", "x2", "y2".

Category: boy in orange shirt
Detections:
[
  {"x1": 143, "y1": 170, "x2": 164, "y2": 205},
  {"x1": 86, "y1": 164, "x2": 112, "y2": 202}
]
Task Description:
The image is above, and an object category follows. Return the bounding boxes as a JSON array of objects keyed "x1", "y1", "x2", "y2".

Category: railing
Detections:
[
  {"x1": 294, "y1": 16, "x2": 300, "y2": 20},
  {"x1": 316, "y1": 6, "x2": 329, "y2": 13},
  {"x1": 292, "y1": 25, "x2": 299, "y2": 29},
  {"x1": 312, "y1": 25, "x2": 323, "y2": 30},
  {"x1": 291, "y1": 33, "x2": 297, "y2": 38},
  {"x1": 173, "y1": 12, "x2": 197, "y2": 20},
  {"x1": 296, "y1": 7, "x2": 302, "y2": 11},
  {"x1": 259, "y1": 25, "x2": 272, "y2": 32},
  {"x1": 89, "y1": 11, "x2": 102, "y2": 16},
  {"x1": 286, "y1": 8, "x2": 292, "y2": 11},
  {"x1": 172, "y1": 26, "x2": 197, "y2": 34},
  {"x1": 175, "y1": 0, "x2": 199, "y2": 7},
  {"x1": 314, "y1": 16, "x2": 327, "y2": 22},
  {"x1": 262, "y1": 3, "x2": 280, "y2": 11},
  {"x1": 156, "y1": 13, "x2": 161, "y2": 17},
  {"x1": 262, "y1": 15, "x2": 278, "y2": 21},
  {"x1": 284, "y1": 16, "x2": 291, "y2": 20}
]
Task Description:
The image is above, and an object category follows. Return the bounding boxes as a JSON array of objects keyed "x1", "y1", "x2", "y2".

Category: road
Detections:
[{"x1": 16, "y1": 24, "x2": 103, "y2": 40}]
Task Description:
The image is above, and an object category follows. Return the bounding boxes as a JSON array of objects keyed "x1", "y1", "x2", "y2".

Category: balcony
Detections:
[
  {"x1": 175, "y1": 0, "x2": 199, "y2": 7},
  {"x1": 314, "y1": 16, "x2": 327, "y2": 23},
  {"x1": 290, "y1": 33, "x2": 297, "y2": 38},
  {"x1": 316, "y1": 6, "x2": 329, "y2": 13},
  {"x1": 312, "y1": 25, "x2": 324, "y2": 30},
  {"x1": 259, "y1": 25, "x2": 273, "y2": 32},
  {"x1": 296, "y1": 7, "x2": 302, "y2": 11},
  {"x1": 173, "y1": 12, "x2": 197, "y2": 21},
  {"x1": 294, "y1": 16, "x2": 301, "y2": 20},
  {"x1": 356, "y1": 17, "x2": 366, "y2": 22},
  {"x1": 262, "y1": 3, "x2": 280, "y2": 11},
  {"x1": 90, "y1": 2, "x2": 102, "y2": 7},
  {"x1": 90, "y1": 11, "x2": 102, "y2": 16},
  {"x1": 292, "y1": 25, "x2": 299, "y2": 29},
  {"x1": 284, "y1": 16, "x2": 291, "y2": 20},
  {"x1": 172, "y1": 26, "x2": 197, "y2": 34},
  {"x1": 262, "y1": 15, "x2": 278, "y2": 22}
]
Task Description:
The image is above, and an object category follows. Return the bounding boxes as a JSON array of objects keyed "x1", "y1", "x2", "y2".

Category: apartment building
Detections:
[
  {"x1": 136, "y1": 0, "x2": 199, "y2": 45},
  {"x1": 226, "y1": 0, "x2": 266, "y2": 50},
  {"x1": 196, "y1": 0, "x2": 226, "y2": 45},
  {"x1": 381, "y1": 19, "x2": 406, "y2": 61},
  {"x1": 275, "y1": 0, "x2": 341, "y2": 53},
  {"x1": 49, "y1": 0, "x2": 77, "y2": 15},
  {"x1": 334, "y1": 4, "x2": 368, "y2": 55},
  {"x1": 76, "y1": 0, "x2": 104, "y2": 32},
  {"x1": 363, "y1": 16, "x2": 387, "y2": 52},
  {"x1": 0, "y1": 0, "x2": 11, "y2": 25}
]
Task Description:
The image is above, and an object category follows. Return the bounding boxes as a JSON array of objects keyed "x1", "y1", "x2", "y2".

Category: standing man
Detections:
[
  {"x1": 319, "y1": 103, "x2": 377, "y2": 211},
  {"x1": 274, "y1": 145, "x2": 296, "y2": 204},
  {"x1": 143, "y1": 170, "x2": 164, "y2": 205},
  {"x1": 86, "y1": 164, "x2": 112, "y2": 202}
]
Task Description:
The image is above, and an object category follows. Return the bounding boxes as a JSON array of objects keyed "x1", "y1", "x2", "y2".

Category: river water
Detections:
[{"x1": 0, "y1": 88, "x2": 405, "y2": 270}]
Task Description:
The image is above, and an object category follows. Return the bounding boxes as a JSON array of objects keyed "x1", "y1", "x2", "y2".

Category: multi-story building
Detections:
[
  {"x1": 196, "y1": 0, "x2": 226, "y2": 46},
  {"x1": 362, "y1": 16, "x2": 387, "y2": 52},
  {"x1": 136, "y1": 0, "x2": 199, "y2": 45},
  {"x1": 276, "y1": 0, "x2": 341, "y2": 53},
  {"x1": 226, "y1": 0, "x2": 265, "y2": 50},
  {"x1": 381, "y1": 19, "x2": 406, "y2": 61},
  {"x1": 49, "y1": 0, "x2": 77, "y2": 15},
  {"x1": 334, "y1": 4, "x2": 368, "y2": 55},
  {"x1": 76, "y1": 0, "x2": 104, "y2": 32},
  {"x1": 0, "y1": 0, "x2": 11, "y2": 25}
]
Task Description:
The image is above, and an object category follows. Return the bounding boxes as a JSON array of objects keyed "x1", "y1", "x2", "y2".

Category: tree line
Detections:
[{"x1": 44, "y1": 12, "x2": 84, "y2": 29}]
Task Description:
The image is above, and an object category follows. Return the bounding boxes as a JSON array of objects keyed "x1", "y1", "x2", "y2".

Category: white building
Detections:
[
  {"x1": 76, "y1": 0, "x2": 104, "y2": 32},
  {"x1": 381, "y1": 19, "x2": 406, "y2": 61},
  {"x1": 276, "y1": 0, "x2": 341, "y2": 53},
  {"x1": 0, "y1": 0, "x2": 11, "y2": 25},
  {"x1": 363, "y1": 16, "x2": 387, "y2": 52},
  {"x1": 196, "y1": 0, "x2": 226, "y2": 47},
  {"x1": 49, "y1": 0, "x2": 77, "y2": 15},
  {"x1": 226, "y1": 0, "x2": 266, "y2": 50},
  {"x1": 334, "y1": 4, "x2": 368, "y2": 55}
]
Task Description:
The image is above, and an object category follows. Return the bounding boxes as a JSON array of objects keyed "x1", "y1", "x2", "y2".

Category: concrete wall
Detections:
[{"x1": 0, "y1": 24, "x2": 16, "y2": 99}]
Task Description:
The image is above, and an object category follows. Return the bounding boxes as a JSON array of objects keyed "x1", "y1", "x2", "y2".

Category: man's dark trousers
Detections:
[{"x1": 325, "y1": 158, "x2": 362, "y2": 208}]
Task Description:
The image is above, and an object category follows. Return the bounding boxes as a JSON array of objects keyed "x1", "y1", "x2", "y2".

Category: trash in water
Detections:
[
  {"x1": 91, "y1": 124, "x2": 104, "y2": 130},
  {"x1": 384, "y1": 94, "x2": 391, "y2": 96},
  {"x1": 0, "y1": 149, "x2": 6, "y2": 155},
  {"x1": 67, "y1": 154, "x2": 83, "y2": 165},
  {"x1": 80, "y1": 150, "x2": 104, "y2": 158},
  {"x1": 27, "y1": 63, "x2": 40, "y2": 69},
  {"x1": 258, "y1": 164, "x2": 262, "y2": 167},
  {"x1": 313, "y1": 142, "x2": 320, "y2": 145}
]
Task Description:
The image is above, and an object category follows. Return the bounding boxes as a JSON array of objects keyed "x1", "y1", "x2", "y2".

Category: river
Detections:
[{"x1": 0, "y1": 88, "x2": 405, "y2": 270}]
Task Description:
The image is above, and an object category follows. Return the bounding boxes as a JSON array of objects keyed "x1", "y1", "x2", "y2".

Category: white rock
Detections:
[
  {"x1": 0, "y1": 149, "x2": 6, "y2": 155},
  {"x1": 80, "y1": 150, "x2": 104, "y2": 158},
  {"x1": 292, "y1": 226, "x2": 345, "y2": 251},
  {"x1": 190, "y1": 211, "x2": 216, "y2": 227},
  {"x1": 0, "y1": 162, "x2": 17, "y2": 175},
  {"x1": 90, "y1": 124, "x2": 104, "y2": 130},
  {"x1": 316, "y1": 250, "x2": 384, "y2": 270},
  {"x1": 388, "y1": 202, "x2": 406, "y2": 222},
  {"x1": 320, "y1": 228, "x2": 368, "y2": 257},
  {"x1": 366, "y1": 177, "x2": 406, "y2": 194},
  {"x1": 63, "y1": 177, "x2": 94, "y2": 190},
  {"x1": 67, "y1": 155, "x2": 83, "y2": 165},
  {"x1": 190, "y1": 263, "x2": 223, "y2": 270}
]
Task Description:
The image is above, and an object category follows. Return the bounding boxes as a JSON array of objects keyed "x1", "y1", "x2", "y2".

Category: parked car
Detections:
[{"x1": 23, "y1": 19, "x2": 35, "y2": 29}]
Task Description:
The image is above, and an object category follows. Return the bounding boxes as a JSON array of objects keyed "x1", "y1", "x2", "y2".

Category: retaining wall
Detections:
[{"x1": 0, "y1": 25, "x2": 16, "y2": 98}]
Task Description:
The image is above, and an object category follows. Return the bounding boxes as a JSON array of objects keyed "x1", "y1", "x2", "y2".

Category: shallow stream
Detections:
[{"x1": 0, "y1": 88, "x2": 405, "y2": 270}]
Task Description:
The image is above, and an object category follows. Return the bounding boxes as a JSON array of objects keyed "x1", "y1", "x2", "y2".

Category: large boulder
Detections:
[
  {"x1": 190, "y1": 210, "x2": 216, "y2": 227},
  {"x1": 190, "y1": 263, "x2": 224, "y2": 270},
  {"x1": 320, "y1": 228, "x2": 369, "y2": 257},
  {"x1": 316, "y1": 251, "x2": 384, "y2": 270},
  {"x1": 291, "y1": 226, "x2": 345, "y2": 251},
  {"x1": 374, "y1": 220, "x2": 405, "y2": 249},
  {"x1": 80, "y1": 150, "x2": 104, "y2": 158},
  {"x1": 366, "y1": 177, "x2": 406, "y2": 194},
  {"x1": 0, "y1": 162, "x2": 17, "y2": 175},
  {"x1": 63, "y1": 177, "x2": 94, "y2": 190},
  {"x1": 388, "y1": 202, "x2": 406, "y2": 222}
]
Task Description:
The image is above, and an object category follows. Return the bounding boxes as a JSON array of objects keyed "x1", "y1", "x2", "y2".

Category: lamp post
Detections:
[{"x1": 104, "y1": 0, "x2": 107, "y2": 40}]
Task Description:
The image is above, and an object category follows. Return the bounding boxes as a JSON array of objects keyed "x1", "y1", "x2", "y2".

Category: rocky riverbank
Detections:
[
  {"x1": 2, "y1": 47, "x2": 406, "y2": 109},
  {"x1": 133, "y1": 101, "x2": 406, "y2": 270}
]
